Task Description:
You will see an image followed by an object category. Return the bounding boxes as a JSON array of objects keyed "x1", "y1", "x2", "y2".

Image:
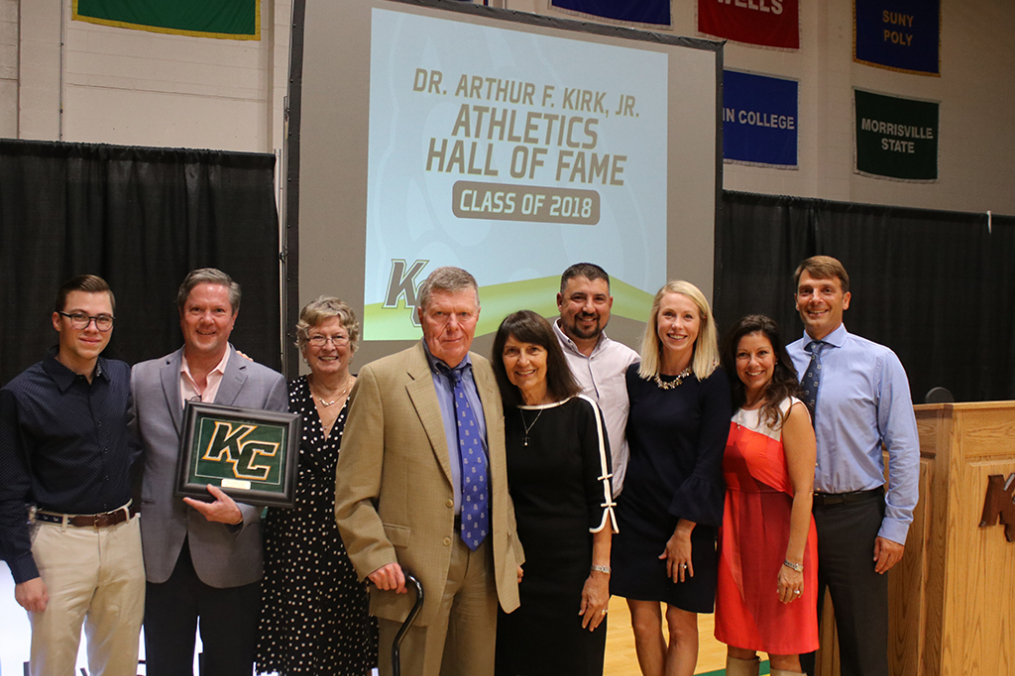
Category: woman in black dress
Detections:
[
  {"x1": 492, "y1": 310, "x2": 616, "y2": 676},
  {"x1": 256, "y1": 297, "x2": 377, "y2": 676},
  {"x1": 611, "y1": 281, "x2": 731, "y2": 676}
]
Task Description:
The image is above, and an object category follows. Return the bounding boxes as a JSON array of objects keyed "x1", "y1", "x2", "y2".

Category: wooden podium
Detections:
[{"x1": 816, "y1": 401, "x2": 1015, "y2": 676}]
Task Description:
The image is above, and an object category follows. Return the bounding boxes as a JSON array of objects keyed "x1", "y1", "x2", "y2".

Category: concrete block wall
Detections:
[
  {"x1": 0, "y1": 0, "x2": 19, "y2": 139},
  {"x1": 503, "y1": 0, "x2": 1015, "y2": 216},
  {"x1": 1, "y1": 0, "x2": 291, "y2": 155},
  {"x1": 1, "y1": 0, "x2": 1012, "y2": 215}
]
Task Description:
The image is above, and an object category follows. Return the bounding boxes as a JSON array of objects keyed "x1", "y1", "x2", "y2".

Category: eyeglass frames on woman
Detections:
[
  {"x1": 57, "y1": 311, "x2": 114, "y2": 331},
  {"x1": 308, "y1": 334, "x2": 350, "y2": 347}
]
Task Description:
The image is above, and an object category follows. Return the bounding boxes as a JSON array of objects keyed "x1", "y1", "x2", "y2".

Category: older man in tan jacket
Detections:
[{"x1": 335, "y1": 266, "x2": 524, "y2": 676}]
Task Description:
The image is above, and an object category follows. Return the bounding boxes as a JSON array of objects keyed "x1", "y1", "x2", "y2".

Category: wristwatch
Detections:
[{"x1": 783, "y1": 559, "x2": 804, "y2": 572}]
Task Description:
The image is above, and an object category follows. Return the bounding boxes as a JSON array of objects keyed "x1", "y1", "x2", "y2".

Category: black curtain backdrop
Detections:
[
  {"x1": 0, "y1": 139, "x2": 281, "y2": 386},
  {"x1": 715, "y1": 191, "x2": 1010, "y2": 404}
]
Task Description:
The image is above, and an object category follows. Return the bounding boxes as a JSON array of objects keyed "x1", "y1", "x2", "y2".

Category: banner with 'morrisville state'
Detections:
[
  {"x1": 698, "y1": 0, "x2": 799, "y2": 49},
  {"x1": 854, "y1": 89, "x2": 938, "y2": 181}
]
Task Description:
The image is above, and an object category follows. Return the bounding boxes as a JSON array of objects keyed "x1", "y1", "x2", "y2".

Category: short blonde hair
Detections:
[
  {"x1": 295, "y1": 296, "x2": 360, "y2": 353},
  {"x1": 638, "y1": 280, "x2": 719, "y2": 381}
]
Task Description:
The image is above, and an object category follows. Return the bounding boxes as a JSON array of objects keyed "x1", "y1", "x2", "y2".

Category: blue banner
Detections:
[
  {"x1": 723, "y1": 70, "x2": 798, "y2": 167},
  {"x1": 550, "y1": 0, "x2": 670, "y2": 26},
  {"x1": 855, "y1": 0, "x2": 940, "y2": 75}
]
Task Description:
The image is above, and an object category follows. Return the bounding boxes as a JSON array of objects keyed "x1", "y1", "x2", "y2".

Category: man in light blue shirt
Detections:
[{"x1": 787, "y1": 255, "x2": 919, "y2": 676}]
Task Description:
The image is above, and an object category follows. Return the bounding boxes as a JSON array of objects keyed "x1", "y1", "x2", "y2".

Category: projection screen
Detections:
[{"x1": 288, "y1": 0, "x2": 722, "y2": 371}]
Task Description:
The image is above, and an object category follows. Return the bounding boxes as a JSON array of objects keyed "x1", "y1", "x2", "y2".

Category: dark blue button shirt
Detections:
[{"x1": 0, "y1": 350, "x2": 138, "y2": 583}]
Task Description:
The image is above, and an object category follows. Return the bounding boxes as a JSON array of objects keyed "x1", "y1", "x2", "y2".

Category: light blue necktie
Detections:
[
  {"x1": 451, "y1": 368, "x2": 489, "y2": 550},
  {"x1": 801, "y1": 340, "x2": 825, "y2": 421}
]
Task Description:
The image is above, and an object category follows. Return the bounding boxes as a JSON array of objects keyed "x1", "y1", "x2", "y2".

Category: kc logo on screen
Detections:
[
  {"x1": 385, "y1": 259, "x2": 429, "y2": 327},
  {"x1": 201, "y1": 421, "x2": 280, "y2": 481},
  {"x1": 980, "y1": 473, "x2": 1015, "y2": 543}
]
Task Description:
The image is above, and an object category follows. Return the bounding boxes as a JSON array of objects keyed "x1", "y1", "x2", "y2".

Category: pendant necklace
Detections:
[
  {"x1": 520, "y1": 408, "x2": 544, "y2": 446},
  {"x1": 312, "y1": 379, "x2": 350, "y2": 407},
  {"x1": 653, "y1": 365, "x2": 693, "y2": 390}
]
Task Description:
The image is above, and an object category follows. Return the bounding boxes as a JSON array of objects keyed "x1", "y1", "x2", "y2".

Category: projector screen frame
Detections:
[{"x1": 284, "y1": 0, "x2": 724, "y2": 377}]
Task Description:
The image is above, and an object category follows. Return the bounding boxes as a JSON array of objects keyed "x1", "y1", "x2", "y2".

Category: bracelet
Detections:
[
  {"x1": 783, "y1": 560, "x2": 804, "y2": 572},
  {"x1": 590, "y1": 564, "x2": 611, "y2": 575}
]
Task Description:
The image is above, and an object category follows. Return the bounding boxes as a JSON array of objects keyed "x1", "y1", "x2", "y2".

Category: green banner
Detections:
[
  {"x1": 73, "y1": 0, "x2": 259, "y2": 40},
  {"x1": 855, "y1": 89, "x2": 938, "y2": 181},
  {"x1": 364, "y1": 276, "x2": 654, "y2": 341}
]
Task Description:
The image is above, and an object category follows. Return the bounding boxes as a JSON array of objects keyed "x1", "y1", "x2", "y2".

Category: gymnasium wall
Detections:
[
  {"x1": 505, "y1": 0, "x2": 1015, "y2": 216},
  {"x1": 2, "y1": 0, "x2": 1012, "y2": 215},
  {"x1": 0, "y1": 0, "x2": 291, "y2": 156}
]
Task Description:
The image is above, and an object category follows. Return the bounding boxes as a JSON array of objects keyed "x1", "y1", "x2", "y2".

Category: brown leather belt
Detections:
[
  {"x1": 812, "y1": 486, "x2": 884, "y2": 507},
  {"x1": 35, "y1": 504, "x2": 131, "y2": 528}
]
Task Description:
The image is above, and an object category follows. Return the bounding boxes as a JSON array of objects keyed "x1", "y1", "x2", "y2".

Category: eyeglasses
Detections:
[
  {"x1": 308, "y1": 334, "x2": 350, "y2": 347},
  {"x1": 57, "y1": 311, "x2": 114, "y2": 332}
]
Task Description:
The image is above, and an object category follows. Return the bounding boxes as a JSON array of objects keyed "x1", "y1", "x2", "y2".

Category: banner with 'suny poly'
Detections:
[{"x1": 854, "y1": 0, "x2": 940, "y2": 75}]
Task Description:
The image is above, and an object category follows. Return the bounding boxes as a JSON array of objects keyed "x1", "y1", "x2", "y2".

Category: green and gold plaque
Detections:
[{"x1": 176, "y1": 401, "x2": 301, "y2": 508}]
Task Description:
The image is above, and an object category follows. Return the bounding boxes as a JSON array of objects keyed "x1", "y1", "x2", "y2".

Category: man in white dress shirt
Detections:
[{"x1": 553, "y1": 263, "x2": 639, "y2": 496}]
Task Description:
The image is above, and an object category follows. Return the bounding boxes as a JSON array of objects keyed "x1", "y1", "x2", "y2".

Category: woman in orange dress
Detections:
[{"x1": 715, "y1": 315, "x2": 818, "y2": 676}]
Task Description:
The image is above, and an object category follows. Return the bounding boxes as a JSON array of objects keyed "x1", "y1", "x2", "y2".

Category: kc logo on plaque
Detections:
[
  {"x1": 200, "y1": 421, "x2": 281, "y2": 482},
  {"x1": 176, "y1": 401, "x2": 301, "y2": 508}
]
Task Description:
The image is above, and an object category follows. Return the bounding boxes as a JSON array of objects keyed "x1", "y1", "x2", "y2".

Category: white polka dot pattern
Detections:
[{"x1": 255, "y1": 376, "x2": 377, "y2": 675}]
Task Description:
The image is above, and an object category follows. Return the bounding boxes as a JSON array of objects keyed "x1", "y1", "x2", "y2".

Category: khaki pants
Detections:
[
  {"x1": 378, "y1": 537, "x2": 497, "y2": 676},
  {"x1": 28, "y1": 513, "x2": 145, "y2": 676}
]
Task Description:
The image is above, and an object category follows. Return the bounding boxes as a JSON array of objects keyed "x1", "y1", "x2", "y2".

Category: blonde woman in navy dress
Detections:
[
  {"x1": 611, "y1": 281, "x2": 731, "y2": 676},
  {"x1": 256, "y1": 297, "x2": 377, "y2": 676},
  {"x1": 492, "y1": 310, "x2": 616, "y2": 676}
]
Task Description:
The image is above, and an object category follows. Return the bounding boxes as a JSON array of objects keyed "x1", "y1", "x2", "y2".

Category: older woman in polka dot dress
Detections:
[{"x1": 256, "y1": 297, "x2": 377, "y2": 676}]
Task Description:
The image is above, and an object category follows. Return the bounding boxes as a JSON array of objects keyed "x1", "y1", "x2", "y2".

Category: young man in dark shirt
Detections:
[{"x1": 0, "y1": 274, "x2": 144, "y2": 676}]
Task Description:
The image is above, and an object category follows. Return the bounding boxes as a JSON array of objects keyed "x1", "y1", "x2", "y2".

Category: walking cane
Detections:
[{"x1": 391, "y1": 572, "x2": 425, "y2": 676}]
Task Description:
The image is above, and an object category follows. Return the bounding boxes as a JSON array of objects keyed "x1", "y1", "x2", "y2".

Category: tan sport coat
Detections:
[{"x1": 335, "y1": 342, "x2": 523, "y2": 627}]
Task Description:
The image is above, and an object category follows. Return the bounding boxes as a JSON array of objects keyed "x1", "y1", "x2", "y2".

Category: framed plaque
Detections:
[{"x1": 175, "y1": 401, "x2": 301, "y2": 508}]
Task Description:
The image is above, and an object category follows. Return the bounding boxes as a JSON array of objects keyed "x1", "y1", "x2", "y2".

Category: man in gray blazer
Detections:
[{"x1": 130, "y1": 268, "x2": 287, "y2": 676}]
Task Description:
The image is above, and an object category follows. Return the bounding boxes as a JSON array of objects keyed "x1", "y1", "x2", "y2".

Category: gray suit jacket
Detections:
[
  {"x1": 130, "y1": 345, "x2": 287, "y2": 587},
  {"x1": 335, "y1": 342, "x2": 523, "y2": 627}
]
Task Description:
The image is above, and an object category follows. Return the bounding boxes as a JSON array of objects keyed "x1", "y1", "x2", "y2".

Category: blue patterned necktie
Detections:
[
  {"x1": 801, "y1": 340, "x2": 825, "y2": 421},
  {"x1": 450, "y1": 368, "x2": 489, "y2": 550}
]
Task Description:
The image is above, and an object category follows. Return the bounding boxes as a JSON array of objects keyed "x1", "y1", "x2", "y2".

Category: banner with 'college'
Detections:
[{"x1": 723, "y1": 70, "x2": 798, "y2": 168}]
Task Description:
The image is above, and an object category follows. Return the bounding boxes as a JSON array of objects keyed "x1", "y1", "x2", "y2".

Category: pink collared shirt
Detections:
[{"x1": 180, "y1": 348, "x2": 231, "y2": 406}]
